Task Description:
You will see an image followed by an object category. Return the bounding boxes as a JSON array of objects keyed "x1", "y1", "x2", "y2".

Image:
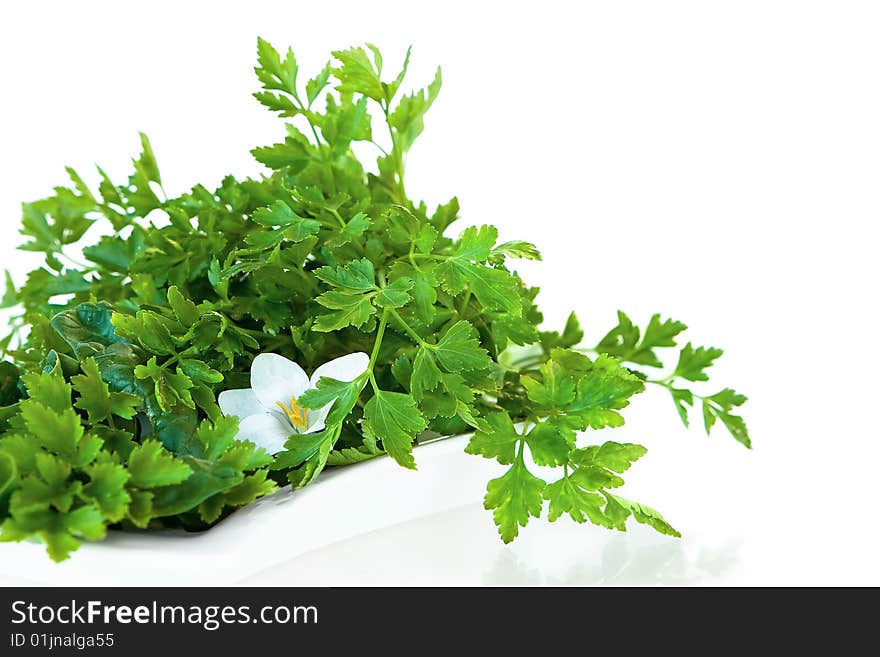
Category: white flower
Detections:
[{"x1": 218, "y1": 352, "x2": 369, "y2": 454}]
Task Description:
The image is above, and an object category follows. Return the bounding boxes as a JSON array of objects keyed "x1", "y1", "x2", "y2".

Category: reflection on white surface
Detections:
[
  {"x1": 0, "y1": 435, "x2": 743, "y2": 587},
  {"x1": 243, "y1": 503, "x2": 741, "y2": 586}
]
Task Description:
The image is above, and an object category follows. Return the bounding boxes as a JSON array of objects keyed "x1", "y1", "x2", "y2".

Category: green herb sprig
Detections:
[{"x1": 0, "y1": 39, "x2": 749, "y2": 561}]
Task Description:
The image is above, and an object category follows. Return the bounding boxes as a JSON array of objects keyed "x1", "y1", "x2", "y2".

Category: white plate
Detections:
[{"x1": 0, "y1": 435, "x2": 726, "y2": 586}]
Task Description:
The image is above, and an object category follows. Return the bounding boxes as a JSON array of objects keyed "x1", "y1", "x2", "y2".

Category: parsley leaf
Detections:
[
  {"x1": 127, "y1": 440, "x2": 193, "y2": 488},
  {"x1": 0, "y1": 38, "x2": 750, "y2": 560},
  {"x1": 72, "y1": 358, "x2": 140, "y2": 423},
  {"x1": 484, "y1": 457, "x2": 546, "y2": 543},
  {"x1": 363, "y1": 390, "x2": 426, "y2": 469},
  {"x1": 674, "y1": 342, "x2": 724, "y2": 381}
]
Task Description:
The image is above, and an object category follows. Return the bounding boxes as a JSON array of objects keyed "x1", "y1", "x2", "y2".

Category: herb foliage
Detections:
[{"x1": 0, "y1": 40, "x2": 749, "y2": 560}]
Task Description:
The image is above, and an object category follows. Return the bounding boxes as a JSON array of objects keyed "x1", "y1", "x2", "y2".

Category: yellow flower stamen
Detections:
[{"x1": 275, "y1": 395, "x2": 308, "y2": 431}]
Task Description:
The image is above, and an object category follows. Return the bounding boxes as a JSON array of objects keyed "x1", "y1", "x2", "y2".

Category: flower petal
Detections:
[
  {"x1": 304, "y1": 352, "x2": 370, "y2": 433},
  {"x1": 218, "y1": 388, "x2": 262, "y2": 419},
  {"x1": 250, "y1": 352, "x2": 310, "y2": 411},
  {"x1": 237, "y1": 413, "x2": 292, "y2": 455},
  {"x1": 310, "y1": 352, "x2": 370, "y2": 386},
  {"x1": 305, "y1": 406, "x2": 329, "y2": 434}
]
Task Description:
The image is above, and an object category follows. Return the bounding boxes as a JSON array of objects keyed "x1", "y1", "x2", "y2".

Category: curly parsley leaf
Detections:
[
  {"x1": 72, "y1": 358, "x2": 140, "y2": 423},
  {"x1": 127, "y1": 440, "x2": 193, "y2": 488}
]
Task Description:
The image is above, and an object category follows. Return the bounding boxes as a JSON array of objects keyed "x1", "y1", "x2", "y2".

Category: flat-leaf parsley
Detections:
[{"x1": 0, "y1": 40, "x2": 750, "y2": 561}]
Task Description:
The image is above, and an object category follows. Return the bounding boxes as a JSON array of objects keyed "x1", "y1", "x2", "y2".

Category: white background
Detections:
[{"x1": 1, "y1": 1, "x2": 878, "y2": 585}]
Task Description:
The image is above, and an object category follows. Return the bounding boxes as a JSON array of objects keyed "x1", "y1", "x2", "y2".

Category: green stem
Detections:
[
  {"x1": 515, "y1": 439, "x2": 526, "y2": 464},
  {"x1": 369, "y1": 139, "x2": 390, "y2": 157},
  {"x1": 57, "y1": 251, "x2": 89, "y2": 270},
  {"x1": 388, "y1": 308, "x2": 431, "y2": 348},
  {"x1": 238, "y1": 327, "x2": 275, "y2": 339},
  {"x1": 381, "y1": 102, "x2": 406, "y2": 202},
  {"x1": 161, "y1": 347, "x2": 198, "y2": 371},
  {"x1": 329, "y1": 208, "x2": 348, "y2": 230},
  {"x1": 307, "y1": 121, "x2": 322, "y2": 147},
  {"x1": 510, "y1": 357, "x2": 543, "y2": 371},
  {"x1": 366, "y1": 310, "x2": 389, "y2": 391},
  {"x1": 295, "y1": 102, "x2": 323, "y2": 146},
  {"x1": 648, "y1": 378, "x2": 707, "y2": 400},
  {"x1": 395, "y1": 152, "x2": 406, "y2": 200}
]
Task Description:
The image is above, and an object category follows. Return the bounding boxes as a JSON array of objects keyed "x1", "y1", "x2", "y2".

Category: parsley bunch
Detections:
[{"x1": 0, "y1": 40, "x2": 749, "y2": 561}]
